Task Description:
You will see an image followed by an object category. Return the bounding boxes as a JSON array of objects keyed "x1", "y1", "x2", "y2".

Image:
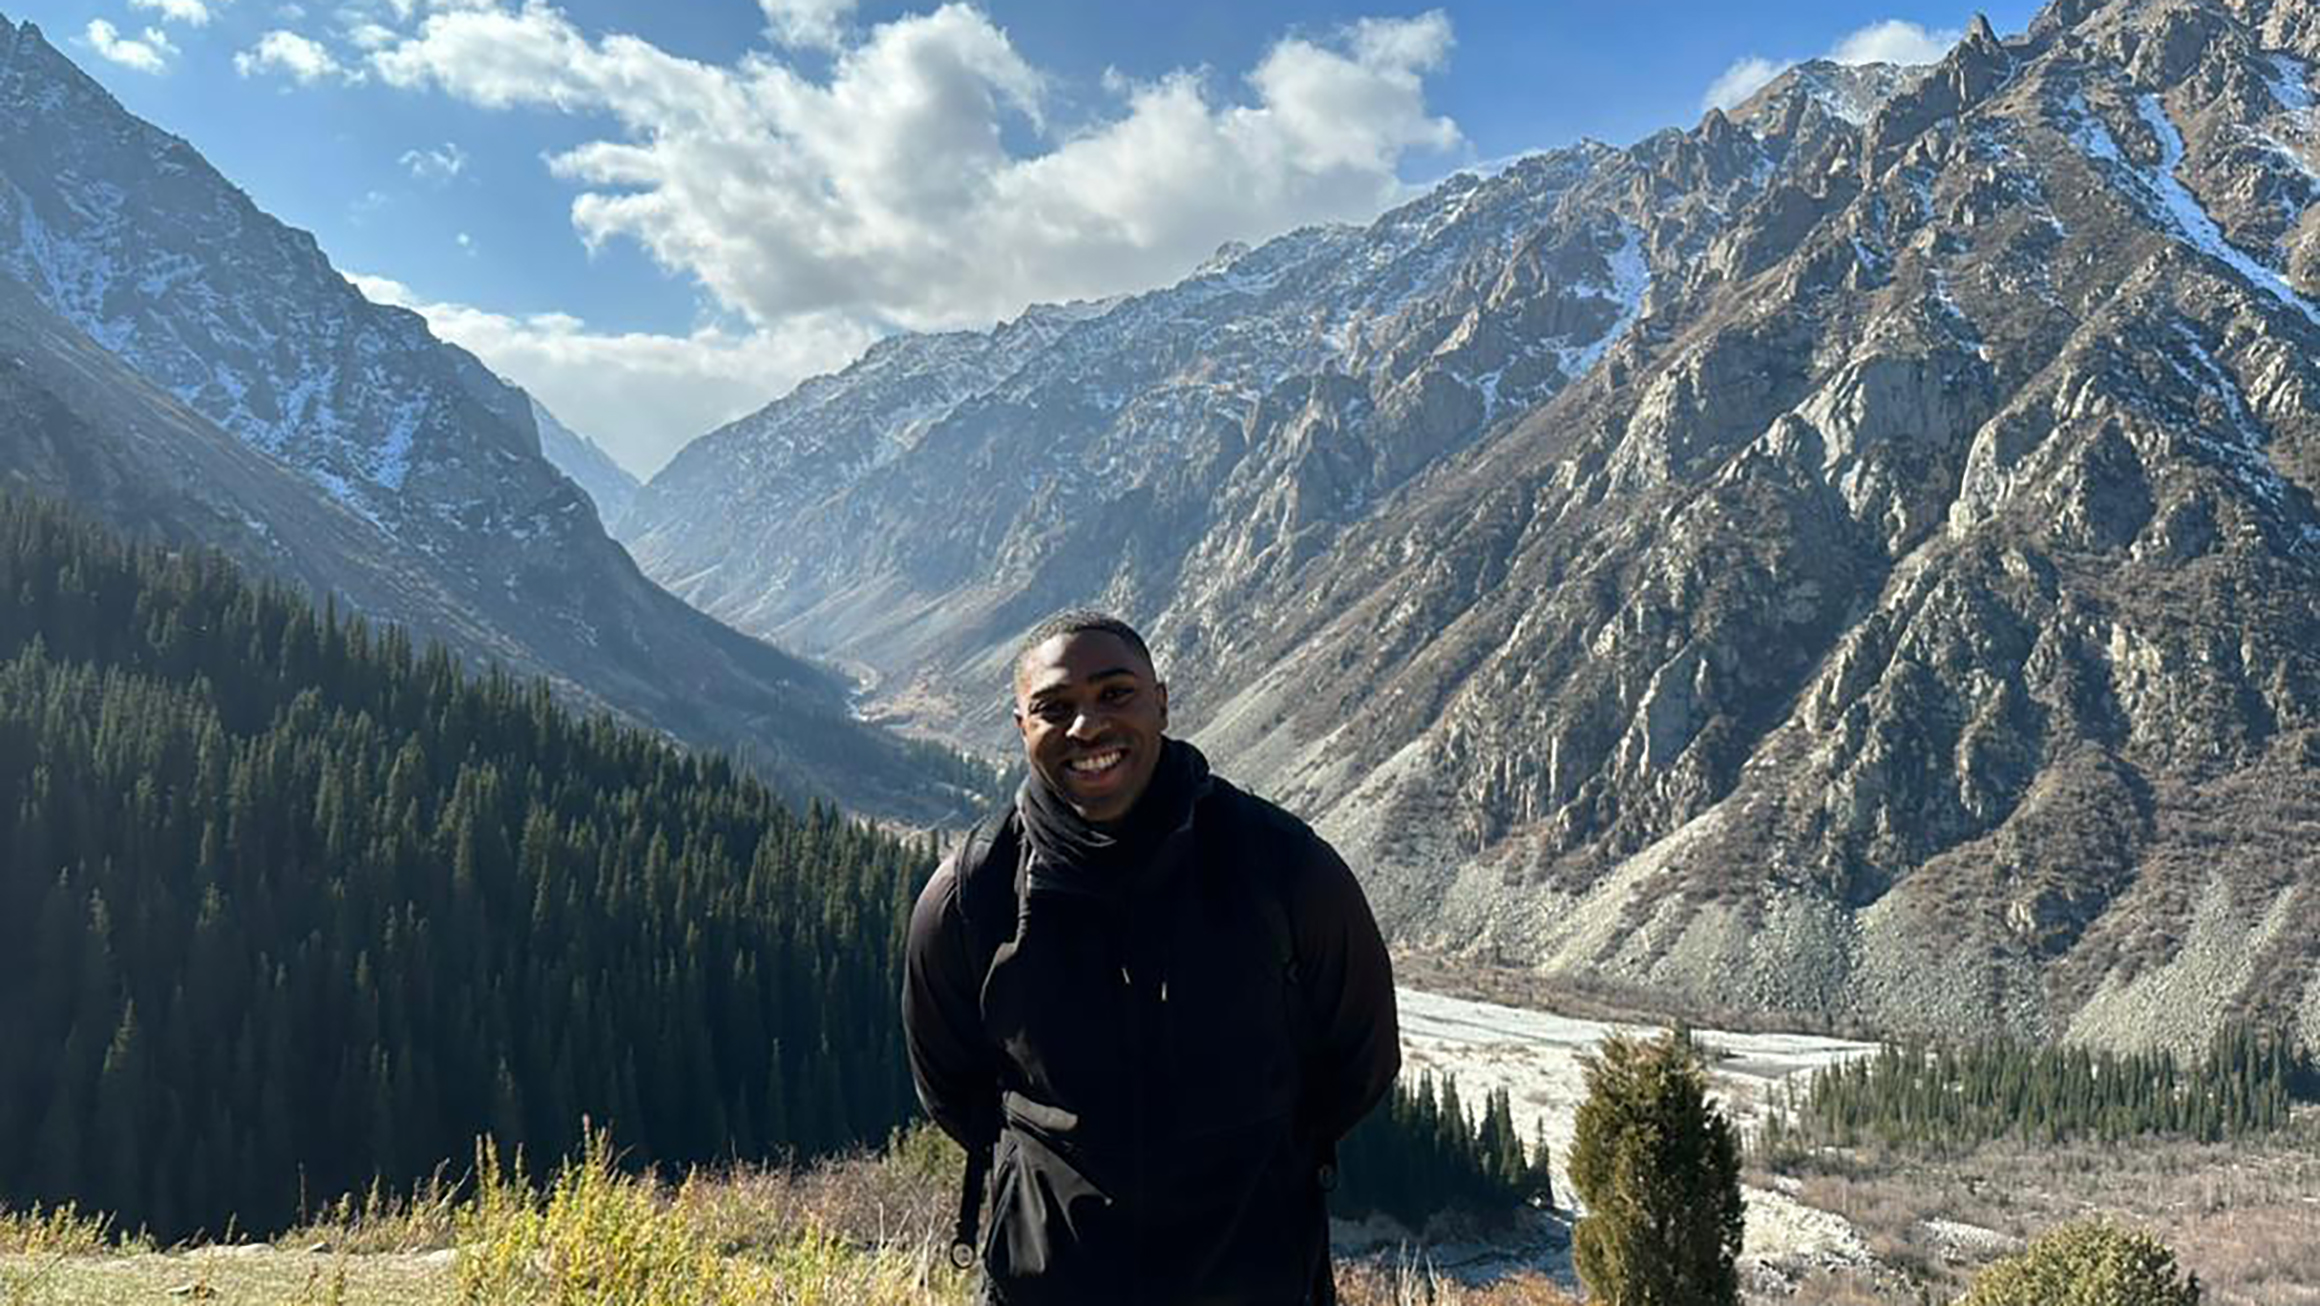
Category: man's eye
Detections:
[
  {"x1": 1101, "y1": 685, "x2": 1132, "y2": 703},
  {"x1": 1037, "y1": 703, "x2": 1072, "y2": 722}
]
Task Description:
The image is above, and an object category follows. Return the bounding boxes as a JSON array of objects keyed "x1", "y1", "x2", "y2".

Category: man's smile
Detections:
[{"x1": 1067, "y1": 748, "x2": 1127, "y2": 775}]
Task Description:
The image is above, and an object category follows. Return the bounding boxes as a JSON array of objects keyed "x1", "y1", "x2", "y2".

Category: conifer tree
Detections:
[{"x1": 1568, "y1": 1031, "x2": 1744, "y2": 1306}]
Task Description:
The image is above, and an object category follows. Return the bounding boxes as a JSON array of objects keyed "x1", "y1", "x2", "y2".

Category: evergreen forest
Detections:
[
  {"x1": 0, "y1": 493, "x2": 929, "y2": 1239},
  {"x1": 1759, "y1": 1024, "x2": 2319, "y2": 1154},
  {"x1": 0, "y1": 494, "x2": 1529, "y2": 1243}
]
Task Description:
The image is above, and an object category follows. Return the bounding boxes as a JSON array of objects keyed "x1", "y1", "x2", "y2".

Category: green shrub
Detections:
[{"x1": 1958, "y1": 1219, "x2": 2200, "y2": 1306}]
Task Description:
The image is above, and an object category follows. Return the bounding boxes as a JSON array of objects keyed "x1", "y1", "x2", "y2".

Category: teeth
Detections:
[{"x1": 1069, "y1": 750, "x2": 1124, "y2": 773}]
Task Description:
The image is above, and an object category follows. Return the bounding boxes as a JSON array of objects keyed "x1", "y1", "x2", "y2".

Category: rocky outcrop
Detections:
[{"x1": 532, "y1": 397, "x2": 639, "y2": 528}]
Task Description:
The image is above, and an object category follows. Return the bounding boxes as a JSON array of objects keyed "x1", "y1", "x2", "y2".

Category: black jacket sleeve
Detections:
[
  {"x1": 900, "y1": 853, "x2": 997, "y2": 1148},
  {"x1": 1289, "y1": 835, "x2": 1400, "y2": 1143}
]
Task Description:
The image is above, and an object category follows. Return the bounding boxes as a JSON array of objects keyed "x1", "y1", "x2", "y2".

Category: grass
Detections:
[
  {"x1": 25, "y1": 1112, "x2": 2302, "y2": 1305},
  {"x1": 0, "y1": 1125, "x2": 1565, "y2": 1306}
]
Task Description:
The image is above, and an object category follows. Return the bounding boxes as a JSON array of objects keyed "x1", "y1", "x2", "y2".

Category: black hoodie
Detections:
[{"x1": 902, "y1": 741, "x2": 1399, "y2": 1305}]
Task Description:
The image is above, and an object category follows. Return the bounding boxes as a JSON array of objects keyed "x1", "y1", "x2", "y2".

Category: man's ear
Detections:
[{"x1": 1156, "y1": 681, "x2": 1169, "y2": 731}]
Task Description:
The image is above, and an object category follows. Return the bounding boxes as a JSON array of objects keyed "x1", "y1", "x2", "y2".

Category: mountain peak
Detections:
[
  {"x1": 1195, "y1": 240, "x2": 1254, "y2": 277},
  {"x1": 1730, "y1": 59, "x2": 1927, "y2": 131}
]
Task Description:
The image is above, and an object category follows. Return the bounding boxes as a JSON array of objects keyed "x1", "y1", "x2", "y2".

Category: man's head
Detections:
[{"x1": 1013, "y1": 611, "x2": 1169, "y2": 824}]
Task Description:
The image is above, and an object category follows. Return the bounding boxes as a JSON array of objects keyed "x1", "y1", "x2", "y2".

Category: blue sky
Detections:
[{"x1": 16, "y1": 0, "x2": 2040, "y2": 475}]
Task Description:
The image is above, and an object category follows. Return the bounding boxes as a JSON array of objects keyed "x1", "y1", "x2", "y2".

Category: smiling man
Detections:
[{"x1": 902, "y1": 610, "x2": 1399, "y2": 1305}]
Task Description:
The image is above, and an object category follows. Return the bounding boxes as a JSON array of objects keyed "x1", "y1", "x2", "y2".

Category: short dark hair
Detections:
[{"x1": 1015, "y1": 609, "x2": 1154, "y2": 677}]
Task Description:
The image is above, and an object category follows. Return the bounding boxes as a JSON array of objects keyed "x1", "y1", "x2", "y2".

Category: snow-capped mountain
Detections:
[
  {"x1": 0, "y1": 12, "x2": 976, "y2": 823},
  {"x1": 625, "y1": 0, "x2": 2320, "y2": 1045}
]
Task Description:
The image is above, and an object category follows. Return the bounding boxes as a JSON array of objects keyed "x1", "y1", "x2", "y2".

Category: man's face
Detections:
[{"x1": 1014, "y1": 630, "x2": 1170, "y2": 824}]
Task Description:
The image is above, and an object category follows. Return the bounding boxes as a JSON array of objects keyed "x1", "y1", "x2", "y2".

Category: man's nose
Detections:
[{"x1": 1066, "y1": 708, "x2": 1106, "y2": 739}]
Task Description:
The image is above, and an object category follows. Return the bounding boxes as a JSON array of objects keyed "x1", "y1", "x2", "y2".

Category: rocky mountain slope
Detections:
[
  {"x1": 533, "y1": 396, "x2": 640, "y2": 527},
  {"x1": 0, "y1": 13, "x2": 976, "y2": 822},
  {"x1": 631, "y1": 0, "x2": 2320, "y2": 1045}
]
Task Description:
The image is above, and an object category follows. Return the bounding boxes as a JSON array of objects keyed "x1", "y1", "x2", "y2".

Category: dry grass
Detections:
[
  {"x1": 1751, "y1": 1115, "x2": 2320, "y2": 1304},
  {"x1": 1, "y1": 1127, "x2": 1567, "y2": 1305},
  {"x1": 31, "y1": 1116, "x2": 2302, "y2": 1306},
  {"x1": 1335, "y1": 1250, "x2": 1579, "y2": 1306},
  {"x1": 280, "y1": 1170, "x2": 465, "y2": 1255},
  {"x1": 0, "y1": 1205, "x2": 143, "y2": 1260}
]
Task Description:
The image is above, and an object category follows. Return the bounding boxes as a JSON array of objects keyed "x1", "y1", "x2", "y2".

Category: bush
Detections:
[
  {"x1": 1958, "y1": 1219, "x2": 2200, "y2": 1306},
  {"x1": 1567, "y1": 1030, "x2": 1744, "y2": 1306}
]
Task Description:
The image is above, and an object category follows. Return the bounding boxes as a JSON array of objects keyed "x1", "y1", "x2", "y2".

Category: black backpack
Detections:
[{"x1": 940, "y1": 793, "x2": 1320, "y2": 1266}]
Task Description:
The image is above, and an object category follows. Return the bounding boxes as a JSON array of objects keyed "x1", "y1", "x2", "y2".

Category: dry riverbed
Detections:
[{"x1": 1359, "y1": 986, "x2": 1882, "y2": 1287}]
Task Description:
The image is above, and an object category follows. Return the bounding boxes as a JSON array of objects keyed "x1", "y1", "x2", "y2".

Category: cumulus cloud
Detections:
[
  {"x1": 1701, "y1": 56, "x2": 1783, "y2": 114},
  {"x1": 236, "y1": 28, "x2": 361, "y2": 83},
  {"x1": 400, "y1": 141, "x2": 468, "y2": 180},
  {"x1": 84, "y1": 20, "x2": 177, "y2": 72},
  {"x1": 129, "y1": 0, "x2": 214, "y2": 26},
  {"x1": 1700, "y1": 17, "x2": 1961, "y2": 113},
  {"x1": 1830, "y1": 20, "x2": 1961, "y2": 67},
  {"x1": 760, "y1": 0, "x2": 854, "y2": 50},
  {"x1": 348, "y1": 274, "x2": 878, "y2": 476},
  {"x1": 366, "y1": 2, "x2": 1460, "y2": 332}
]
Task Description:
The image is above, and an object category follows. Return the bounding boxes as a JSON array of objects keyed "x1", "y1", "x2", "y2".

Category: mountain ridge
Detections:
[
  {"x1": 0, "y1": 12, "x2": 980, "y2": 823},
  {"x1": 621, "y1": 0, "x2": 2320, "y2": 1046}
]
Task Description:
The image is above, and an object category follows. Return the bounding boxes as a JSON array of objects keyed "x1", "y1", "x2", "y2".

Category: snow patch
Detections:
[
  {"x1": 2069, "y1": 90, "x2": 2320, "y2": 330},
  {"x1": 2131, "y1": 94, "x2": 2320, "y2": 330},
  {"x1": 2157, "y1": 321, "x2": 2320, "y2": 550},
  {"x1": 2268, "y1": 52, "x2": 2316, "y2": 114},
  {"x1": 1551, "y1": 224, "x2": 1650, "y2": 380}
]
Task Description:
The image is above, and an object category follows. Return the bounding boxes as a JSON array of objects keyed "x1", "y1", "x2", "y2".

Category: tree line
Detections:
[
  {"x1": 1335, "y1": 1074, "x2": 1554, "y2": 1225},
  {"x1": 1758, "y1": 1023, "x2": 2318, "y2": 1155}
]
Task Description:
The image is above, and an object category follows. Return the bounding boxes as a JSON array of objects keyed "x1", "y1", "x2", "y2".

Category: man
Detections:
[{"x1": 902, "y1": 610, "x2": 1400, "y2": 1305}]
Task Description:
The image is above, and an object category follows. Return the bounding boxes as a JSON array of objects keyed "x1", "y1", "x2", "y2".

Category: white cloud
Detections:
[
  {"x1": 1701, "y1": 56, "x2": 1782, "y2": 113},
  {"x1": 1830, "y1": 20, "x2": 1960, "y2": 67},
  {"x1": 84, "y1": 20, "x2": 177, "y2": 73},
  {"x1": 366, "y1": 2, "x2": 1461, "y2": 332},
  {"x1": 1700, "y1": 18, "x2": 1961, "y2": 113},
  {"x1": 348, "y1": 274, "x2": 878, "y2": 476},
  {"x1": 399, "y1": 141, "x2": 468, "y2": 180},
  {"x1": 129, "y1": 0, "x2": 214, "y2": 27},
  {"x1": 759, "y1": 0, "x2": 854, "y2": 51},
  {"x1": 236, "y1": 28, "x2": 361, "y2": 83}
]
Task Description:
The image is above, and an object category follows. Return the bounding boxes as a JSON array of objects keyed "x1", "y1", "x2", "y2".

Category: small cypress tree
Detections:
[{"x1": 1568, "y1": 1031, "x2": 1744, "y2": 1306}]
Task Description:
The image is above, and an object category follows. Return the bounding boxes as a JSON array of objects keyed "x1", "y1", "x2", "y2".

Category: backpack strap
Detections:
[{"x1": 946, "y1": 804, "x2": 1023, "y2": 1268}]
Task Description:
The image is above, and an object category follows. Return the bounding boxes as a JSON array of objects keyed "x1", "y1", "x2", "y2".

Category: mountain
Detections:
[
  {"x1": 1731, "y1": 60, "x2": 1931, "y2": 131},
  {"x1": 0, "y1": 13, "x2": 978, "y2": 823},
  {"x1": 623, "y1": 0, "x2": 2320, "y2": 1046},
  {"x1": 531, "y1": 395, "x2": 641, "y2": 527}
]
